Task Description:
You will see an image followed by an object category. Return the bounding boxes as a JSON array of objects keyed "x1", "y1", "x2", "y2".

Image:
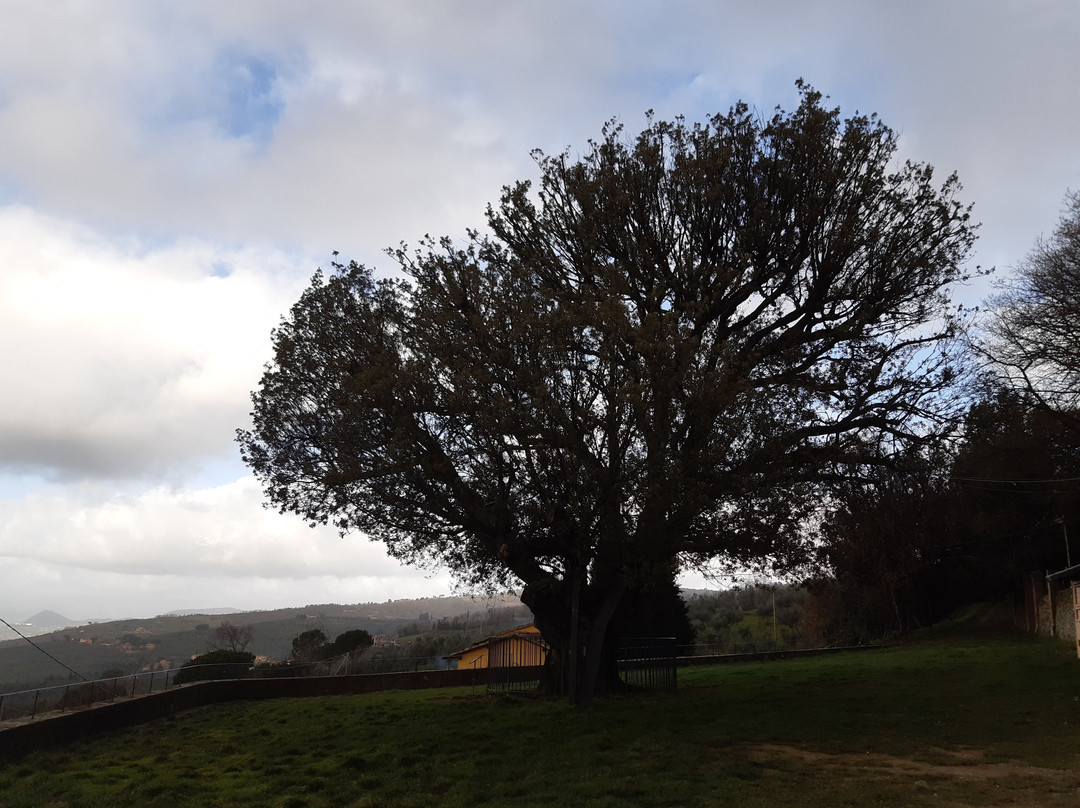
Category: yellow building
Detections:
[{"x1": 444, "y1": 623, "x2": 547, "y2": 670}]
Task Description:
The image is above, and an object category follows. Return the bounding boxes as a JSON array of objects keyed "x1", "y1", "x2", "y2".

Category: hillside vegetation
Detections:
[
  {"x1": 0, "y1": 595, "x2": 528, "y2": 693},
  {"x1": 2, "y1": 611, "x2": 1078, "y2": 807}
]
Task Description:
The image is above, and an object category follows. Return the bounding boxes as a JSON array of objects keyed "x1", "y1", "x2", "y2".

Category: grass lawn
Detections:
[{"x1": 2, "y1": 615, "x2": 1079, "y2": 807}]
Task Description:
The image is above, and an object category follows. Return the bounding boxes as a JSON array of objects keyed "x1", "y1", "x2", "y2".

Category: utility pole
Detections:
[{"x1": 772, "y1": 591, "x2": 778, "y2": 648}]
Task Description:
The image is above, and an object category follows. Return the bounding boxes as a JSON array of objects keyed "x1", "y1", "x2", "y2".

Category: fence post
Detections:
[{"x1": 30, "y1": 689, "x2": 40, "y2": 719}]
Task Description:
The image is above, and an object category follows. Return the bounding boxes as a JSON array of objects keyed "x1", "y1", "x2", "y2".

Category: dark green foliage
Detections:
[
  {"x1": 326, "y1": 629, "x2": 372, "y2": 656},
  {"x1": 291, "y1": 628, "x2": 374, "y2": 662},
  {"x1": 687, "y1": 585, "x2": 807, "y2": 652},
  {"x1": 172, "y1": 650, "x2": 255, "y2": 685},
  {"x1": 812, "y1": 393, "x2": 1080, "y2": 643},
  {"x1": 392, "y1": 633, "x2": 473, "y2": 664},
  {"x1": 397, "y1": 604, "x2": 532, "y2": 638},
  {"x1": 290, "y1": 629, "x2": 329, "y2": 662},
  {"x1": 951, "y1": 394, "x2": 1080, "y2": 576},
  {"x1": 612, "y1": 575, "x2": 694, "y2": 650}
]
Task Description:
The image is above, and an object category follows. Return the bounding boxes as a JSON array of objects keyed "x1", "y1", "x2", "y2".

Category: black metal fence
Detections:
[
  {"x1": 618, "y1": 637, "x2": 678, "y2": 691},
  {"x1": 485, "y1": 634, "x2": 548, "y2": 692}
]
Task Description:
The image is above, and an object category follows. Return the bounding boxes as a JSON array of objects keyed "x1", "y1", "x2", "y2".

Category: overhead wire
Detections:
[
  {"x1": 951, "y1": 474, "x2": 1080, "y2": 484},
  {"x1": 0, "y1": 615, "x2": 92, "y2": 684}
]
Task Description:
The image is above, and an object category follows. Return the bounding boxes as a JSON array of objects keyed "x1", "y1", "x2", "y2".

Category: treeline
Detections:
[
  {"x1": 687, "y1": 395, "x2": 1080, "y2": 650},
  {"x1": 396, "y1": 605, "x2": 533, "y2": 638},
  {"x1": 809, "y1": 393, "x2": 1080, "y2": 644},
  {"x1": 686, "y1": 586, "x2": 808, "y2": 653}
]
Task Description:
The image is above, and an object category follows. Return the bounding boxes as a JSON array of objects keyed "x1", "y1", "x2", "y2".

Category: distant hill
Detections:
[
  {"x1": 164, "y1": 608, "x2": 242, "y2": 617},
  {"x1": 0, "y1": 593, "x2": 527, "y2": 694},
  {"x1": 22, "y1": 610, "x2": 77, "y2": 630}
]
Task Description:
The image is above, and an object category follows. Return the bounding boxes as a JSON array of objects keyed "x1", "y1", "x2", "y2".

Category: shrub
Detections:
[{"x1": 172, "y1": 650, "x2": 255, "y2": 685}]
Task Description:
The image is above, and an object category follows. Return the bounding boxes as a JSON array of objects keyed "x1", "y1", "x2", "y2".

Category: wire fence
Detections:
[{"x1": 0, "y1": 652, "x2": 455, "y2": 728}]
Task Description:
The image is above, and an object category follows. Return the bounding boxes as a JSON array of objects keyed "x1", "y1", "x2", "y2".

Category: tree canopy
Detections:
[
  {"x1": 984, "y1": 190, "x2": 1080, "y2": 426},
  {"x1": 238, "y1": 84, "x2": 977, "y2": 702},
  {"x1": 290, "y1": 629, "x2": 329, "y2": 662},
  {"x1": 289, "y1": 628, "x2": 372, "y2": 662}
]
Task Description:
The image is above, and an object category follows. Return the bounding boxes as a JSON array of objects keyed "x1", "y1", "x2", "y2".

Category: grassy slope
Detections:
[{"x1": 2, "y1": 616, "x2": 1079, "y2": 807}]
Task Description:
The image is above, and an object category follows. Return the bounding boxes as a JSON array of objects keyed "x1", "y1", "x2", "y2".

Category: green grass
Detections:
[{"x1": 3, "y1": 618, "x2": 1080, "y2": 807}]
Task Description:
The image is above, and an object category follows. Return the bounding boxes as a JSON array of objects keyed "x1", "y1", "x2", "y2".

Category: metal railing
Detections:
[
  {"x1": 688, "y1": 638, "x2": 804, "y2": 656},
  {"x1": 0, "y1": 668, "x2": 179, "y2": 727},
  {"x1": 0, "y1": 652, "x2": 457, "y2": 728},
  {"x1": 618, "y1": 637, "x2": 678, "y2": 690}
]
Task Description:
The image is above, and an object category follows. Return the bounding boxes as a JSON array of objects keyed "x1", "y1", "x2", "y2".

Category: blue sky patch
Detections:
[{"x1": 213, "y1": 50, "x2": 285, "y2": 142}]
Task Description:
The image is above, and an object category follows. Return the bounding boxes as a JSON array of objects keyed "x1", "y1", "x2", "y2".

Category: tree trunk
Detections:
[
  {"x1": 521, "y1": 574, "x2": 627, "y2": 703},
  {"x1": 520, "y1": 576, "x2": 573, "y2": 696},
  {"x1": 575, "y1": 578, "x2": 626, "y2": 706},
  {"x1": 522, "y1": 562, "x2": 690, "y2": 705}
]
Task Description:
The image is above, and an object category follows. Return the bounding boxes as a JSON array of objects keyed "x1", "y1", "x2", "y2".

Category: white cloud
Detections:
[
  {"x1": 0, "y1": 0, "x2": 1073, "y2": 278},
  {"x1": 0, "y1": 476, "x2": 455, "y2": 619},
  {"x1": 0, "y1": 206, "x2": 311, "y2": 481},
  {"x1": 0, "y1": 476, "x2": 435, "y2": 579},
  {"x1": 0, "y1": 3, "x2": 527, "y2": 254},
  {"x1": 0, "y1": 557, "x2": 454, "y2": 624}
]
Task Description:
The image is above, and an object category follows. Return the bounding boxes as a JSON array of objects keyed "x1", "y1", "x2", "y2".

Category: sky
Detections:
[{"x1": 1, "y1": 1, "x2": 1079, "y2": 624}]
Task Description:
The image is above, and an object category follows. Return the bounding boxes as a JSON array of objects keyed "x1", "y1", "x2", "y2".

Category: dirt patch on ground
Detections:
[
  {"x1": 745, "y1": 744, "x2": 1080, "y2": 806},
  {"x1": 747, "y1": 743, "x2": 1071, "y2": 782}
]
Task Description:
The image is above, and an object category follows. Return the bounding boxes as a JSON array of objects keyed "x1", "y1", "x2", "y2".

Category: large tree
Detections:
[
  {"x1": 238, "y1": 85, "x2": 976, "y2": 703},
  {"x1": 984, "y1": 190, "x2": 1080, "y2": 427}
]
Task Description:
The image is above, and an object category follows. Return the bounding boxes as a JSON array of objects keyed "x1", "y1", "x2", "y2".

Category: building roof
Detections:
[{"x1": 442, "y1": 623, "x2": 543, "y2": 660}]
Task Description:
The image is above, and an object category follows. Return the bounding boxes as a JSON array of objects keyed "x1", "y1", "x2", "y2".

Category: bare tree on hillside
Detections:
[{"x1": 213, "y1": 621, "x2": 254, "y2": 652}]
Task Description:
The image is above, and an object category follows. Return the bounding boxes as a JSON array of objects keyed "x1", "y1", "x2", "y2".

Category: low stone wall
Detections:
[{"x1": 0, "y1": 666, "x2": 512, "y2": 759}]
